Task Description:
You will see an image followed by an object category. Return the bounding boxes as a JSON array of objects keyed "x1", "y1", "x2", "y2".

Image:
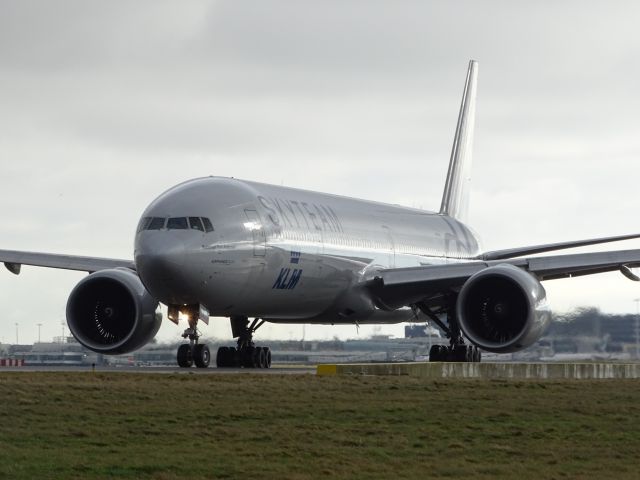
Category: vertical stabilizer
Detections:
[{"x1": 439, "y1": 60, "x2": 478, "y2": 223}]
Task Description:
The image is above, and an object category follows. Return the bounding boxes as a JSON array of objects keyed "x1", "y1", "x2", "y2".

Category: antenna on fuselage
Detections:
[{"x1": 439, "y1": 60, "x2": 478, "y2": 223}]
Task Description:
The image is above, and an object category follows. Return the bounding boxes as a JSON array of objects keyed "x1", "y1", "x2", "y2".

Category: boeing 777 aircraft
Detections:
[{"x1": 3, "y1": 60, "x2": 640, "y2": 368}]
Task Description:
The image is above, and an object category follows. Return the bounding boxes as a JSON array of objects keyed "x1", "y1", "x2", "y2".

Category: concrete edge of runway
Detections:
[
  {"x1": 3, "y1": 362, "x2": 640, "y2": 379},
  {"x1": 0, "y1": 364, "x2": 316, "y2": 374},
  {"x1": 316, "y1": 362, "x2": 640, "y2": 379}
]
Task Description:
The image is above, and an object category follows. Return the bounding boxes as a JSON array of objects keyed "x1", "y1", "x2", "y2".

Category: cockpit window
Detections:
[
  {"x1": 201, "y1": 217, "x2": 214, "y2": 233},
  {"x1": 147, "y1": 217, "x2": 166, "y2": 230},
  {"x1": 189, "y1": 217, "x2": 204, "y2": 232},
  {"x1": 142, "y1": 216, "x2": 213, "y2": 232},
  {"x1": 167, "y1": 217, "x2": 188, "y2": 230},
  {"x1": 138, "y1": 216, "x2": 152, "y2": 233}
]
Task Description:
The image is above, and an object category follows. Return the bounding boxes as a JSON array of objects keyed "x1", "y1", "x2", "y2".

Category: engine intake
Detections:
[
  {"x1": 457, "y1": 264, "x2": 551, "y2": 353},
  {"x1": 66, "y1": 268, "x2": 161, "y2": 354}
]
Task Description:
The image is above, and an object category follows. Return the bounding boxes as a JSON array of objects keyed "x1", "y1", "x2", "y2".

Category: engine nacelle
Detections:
[
  {"x1": 456, "y1": 264, "x2": 551, "y2": 353},
  {"x1": 66, "y1": 268, "x2": 161, "y2": 355}
]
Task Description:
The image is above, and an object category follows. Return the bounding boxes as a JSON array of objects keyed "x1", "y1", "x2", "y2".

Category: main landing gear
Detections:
[
  {"x1": 216, "y1": 316, "x2": 272, "y2": 369},
  {"x1": 176, "y1": 308, "x2": 211, "y2": 368},
  {"x1": 416, "y1": 300, "x2": 482, "y2": 363},
  {"x1": 428, "y1": 343, "x2": 481, "y2": 362}
]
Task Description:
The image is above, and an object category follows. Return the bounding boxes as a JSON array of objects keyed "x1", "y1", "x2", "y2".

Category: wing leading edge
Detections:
[
  {"x1": 368, "y1": 248, "x2": 640, "y2": 310},
  {"x1": 0, "y1": 249, "x2": 135, "y2": 275}
]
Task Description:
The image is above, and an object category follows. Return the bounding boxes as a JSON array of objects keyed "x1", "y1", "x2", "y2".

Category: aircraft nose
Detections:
[{"x1": 135, "y1": 235, "x2": 192, "y2": 304}]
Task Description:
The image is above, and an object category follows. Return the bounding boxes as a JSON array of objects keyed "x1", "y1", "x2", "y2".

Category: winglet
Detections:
[{"x1": 439, "y1": 60, "x2": 478, "y2": 223}]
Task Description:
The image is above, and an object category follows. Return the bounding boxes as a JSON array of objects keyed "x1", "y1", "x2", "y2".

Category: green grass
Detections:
[{"x1": 0, "y1": 372, "x2": 639, "y2": 479}]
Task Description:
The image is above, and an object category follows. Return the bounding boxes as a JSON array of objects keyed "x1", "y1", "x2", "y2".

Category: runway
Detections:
[
  {"x1": 0, "y1": 364, "x2": 315, "y2": 374},
  {"x1": 5, "y1": 362, "x2": 640, "y2": 379}
]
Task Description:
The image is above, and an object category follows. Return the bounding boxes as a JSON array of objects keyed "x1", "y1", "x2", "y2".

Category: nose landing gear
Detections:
[
  {"x1": 174, "y1": 305, "x2": 211, "y2": 368},
  {"x1": 216, "y1": 316, "x2": 272, "y2": 368}
]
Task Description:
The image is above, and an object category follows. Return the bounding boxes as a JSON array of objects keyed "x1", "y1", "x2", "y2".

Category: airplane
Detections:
[{"x1": 3, "y1": 59, "x2": 640, "y2": 368}]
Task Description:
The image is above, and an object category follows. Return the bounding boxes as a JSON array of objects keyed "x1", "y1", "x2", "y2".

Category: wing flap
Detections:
[{"x1": 0, "y1": 249, "x2": 135, "y2": 274}]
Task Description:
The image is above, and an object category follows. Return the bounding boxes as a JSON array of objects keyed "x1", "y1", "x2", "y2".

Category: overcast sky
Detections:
[{"x1": 2, "y1": 1, "x2": 640, "y2": 345}]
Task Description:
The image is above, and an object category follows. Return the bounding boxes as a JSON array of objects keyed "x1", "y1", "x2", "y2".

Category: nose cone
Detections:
[{"x1": 135, "y1": 234, "x2": 194, "y2": 305}]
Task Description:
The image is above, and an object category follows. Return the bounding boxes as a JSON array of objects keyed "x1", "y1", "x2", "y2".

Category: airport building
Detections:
[{"x1": 1, "y1": 310, "x2": 639, "y2": 366}]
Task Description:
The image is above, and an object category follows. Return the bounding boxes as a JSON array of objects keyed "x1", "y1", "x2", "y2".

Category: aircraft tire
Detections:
[
  {"x1": 228, "y1": 347, "x2": 239, "y2": 367},
  {"x1": 216, "y1": 346, "x2": 229, "y2": 367},
  {"x1": 241, "y1": 348, "x2": 254, "y2": 368},
  {"x1": 256, "y1": 347, "x2": 266, "y2": 368},
  {"x1": 263, "y1": 347, "x2": 272, "y2": 368},
  {"x1": 453, "y1": 345, "x2": 468, "y2": 362},
  {"x1": 250, "y1": 347, "x2": 261, "y2": 368},
  {"x1": 177, "y1": 344, "x2": 193, "y2": 368},
  {"x1": 194, "y1": 344, "x2": 210, "y2": 368},
  {"x1": 429, "y1": 344, "x2": 444, "y2": 362}
]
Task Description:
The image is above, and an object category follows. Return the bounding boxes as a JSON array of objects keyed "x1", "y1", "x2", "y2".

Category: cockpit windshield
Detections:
[
  {"x1": 188, "y1": 217, "x2": 204, "y2": 231},
  {"x1": 139, "y1": 216, "x2": 214, "y2": 233},
  {"x1": 148, "y1": 217, "x2": 166, "y2": 230},
  {"x1": 167, "y1": 217, "x2": 188, "y2": 230}
]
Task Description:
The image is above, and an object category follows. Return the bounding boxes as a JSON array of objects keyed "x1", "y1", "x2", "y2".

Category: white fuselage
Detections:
[{"x1": 134, "y1": 177, "x2": 481, "y2": 324}]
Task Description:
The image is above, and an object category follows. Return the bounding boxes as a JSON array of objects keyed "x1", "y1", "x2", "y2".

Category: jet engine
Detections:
[
  {"x1": 456, "y1": 264, "x2": 551, "y2": 353},
  {"x1": 66, "y1": 268, "x2": 161, "y2": 355}
]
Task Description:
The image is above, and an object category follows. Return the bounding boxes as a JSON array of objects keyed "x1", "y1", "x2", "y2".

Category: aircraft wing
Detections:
[
  {"x1": 0, "y1": 249, "x2": 135, "y2": 275},
  {"x1": 367, "y1": 248, "x2": 640, "y2": 310}
]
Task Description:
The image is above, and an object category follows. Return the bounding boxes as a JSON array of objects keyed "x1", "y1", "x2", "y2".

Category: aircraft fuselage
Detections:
[{"x1": 134, "y1": 177, "x2": 481, "y2": 324}]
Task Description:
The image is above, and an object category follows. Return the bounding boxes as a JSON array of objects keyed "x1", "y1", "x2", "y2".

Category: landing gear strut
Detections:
[
  {"x1": 416, "y1": 300, "x2": 482, "y2": 363},
  {"x1": 216, "y1": 316, "x2": 272, "y2": 368},
  {"x1": 176, "y1": 307, "x2": 211, "y2": 368}
]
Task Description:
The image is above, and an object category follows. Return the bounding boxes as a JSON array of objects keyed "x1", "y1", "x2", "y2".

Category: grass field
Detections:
[{"x1": 1, "y1": 372, "x2": 639, "y2": 479}]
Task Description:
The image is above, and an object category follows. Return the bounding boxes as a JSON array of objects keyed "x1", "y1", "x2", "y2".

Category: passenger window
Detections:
[
  {"x1": 167, "y1": 217, "x2": 188, "y2": 230},
  {"x1": 148, "y1": 217, "x2": 166, "y2": 230},
  {"x1": 189, "y1": 217, "x2": 204, "y2": 232},
  {"x1": 201, "y1": 217, "x2": 214, "y2": 233}
]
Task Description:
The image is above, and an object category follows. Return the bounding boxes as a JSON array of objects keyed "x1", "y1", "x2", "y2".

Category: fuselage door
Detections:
[{"x1": 244, "y1": 209, "x2": 266, "y2": 257}]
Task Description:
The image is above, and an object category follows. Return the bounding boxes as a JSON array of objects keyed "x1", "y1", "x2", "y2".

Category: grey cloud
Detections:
[{"x1": 2, "y1": 1, "x2": 640, "y2": 343}]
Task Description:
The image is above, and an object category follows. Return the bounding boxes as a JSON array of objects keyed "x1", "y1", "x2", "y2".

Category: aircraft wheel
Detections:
[
  {"x1": 228, "y1": 347, "x2": 239, "y2": 367},
  {"x1": 177, "y1": 344, "x2": 193, "y2": 368},
  {"x1": 241, "y1": 347, "x2": 254, "y2": 368},
  {"x1": 453, "y1": 345, "x2": 468, "y2": 362},
  {"x1": 194, "y1": 344, "x2": 210, "y2": 368},
  {"x1": 216, "y1": 346, "x2": 229, "y2": 367},
  {"x1": 429, "y1": 344, "x2": 444, "y2": 362},
  {"x1": 249, "y1": 347, "x2": 261, "y2": 368},
  {"x1": 262, "y1": 347, "x2": 272, "y2": 368},
  {"x1": 257, "y1": 347, "x2": 267, "y2": 368}
]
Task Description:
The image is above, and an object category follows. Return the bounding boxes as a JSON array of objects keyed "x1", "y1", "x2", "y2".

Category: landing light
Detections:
[{"x1": 178, "y1": 312, "x2": 191, "y2": 322}]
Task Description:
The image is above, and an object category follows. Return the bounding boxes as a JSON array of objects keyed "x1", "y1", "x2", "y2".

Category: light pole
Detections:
[
  {"x1": 37, "y1": 323, "x2": 42, "y2": 343},
  {"x1": 15, "y1": 323, "x2": 19, "y2": 345},
  {"x1": 634, "y1": 299, "x2": 640, "y2": 360},
  {"x1": 61, "y1": 322, "x2": 66, "y2": 344}
]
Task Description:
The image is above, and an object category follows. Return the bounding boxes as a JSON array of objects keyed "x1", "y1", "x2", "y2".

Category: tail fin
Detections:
[{"x1": 439, "y1": 60, "x2": 478, "y2": 223}]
